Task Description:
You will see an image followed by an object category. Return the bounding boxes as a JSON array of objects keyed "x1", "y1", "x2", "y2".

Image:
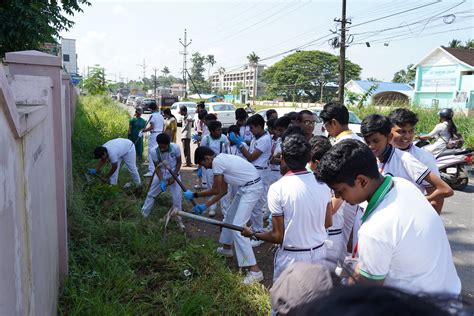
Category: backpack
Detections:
[{"x1": 447, "y1": 133, "x2": 464, "y2": 149}]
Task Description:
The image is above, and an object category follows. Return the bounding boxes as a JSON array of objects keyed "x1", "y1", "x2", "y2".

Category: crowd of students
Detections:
[{"x1": 88, "y1": 101, "x2": 464, "y2": 314}]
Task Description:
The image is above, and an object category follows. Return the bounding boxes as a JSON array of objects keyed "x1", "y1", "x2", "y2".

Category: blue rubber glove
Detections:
[
  {"x1": 192, "y1": 133, "x2": 201, "y2": 142},
  {"x1": 197, "y1": 167, "x2": 203, "y2": 178},
  {"x1": 87, "y1": 168, "x2": 97, "y2": 175},
  {"x1": 229, "y1": 132, "x2": 243, "y2": 147},
  {"x1": 160, "y1": 179, "x2": 167, "y2": 192},
  {"x1": 193, "y1": 204, "x2": 206, "y2": 214},
  {"x1": 183, "y1": 190, "x2": 194, "y2": 200}
]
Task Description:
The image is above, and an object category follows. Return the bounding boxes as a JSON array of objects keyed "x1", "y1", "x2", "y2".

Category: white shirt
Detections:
[
  {"x1": 212, "y1": 153, "x2": 259, "y2": 186},
  {"x1": 201, "y1": 134, "x2": 229, "y2": 154},
  {"x1": 151, "y1": 143, "x2": 181, "y2": 179},
  {"x1": 335, "y1": 130, "x2": 365, "y2": 144},
  {"x1": 424, "y1": 122, "x2": 450, "y2": 156},
  {"x1": 228, "y1": 144, "x2": 246, "y2": 159},
  {"x1": 202, "y1": 124, "x2": 209, "y2": 138},
  {"x1": 268, "y1": 171, "x2": 331, "y2": 248},
  {"x1": 249, "y1": 132, "x2": 272, "y2": 168},
  {"x1": 379, "y1": 146, "x2": 430, "y2": 192},
  {"x1": 269, "y1": 137, "x2": 281, "y2": 171},
  {"x1": 358, "y1": 177, "x2": 461, "y2": 295},
  {"x1": 404, "y1": 144, "x2": 439, "y2": 189},
  {"x1": 103, "y1": 138, "x2": 134, "y2": 164},
  {"x1": 150, "y1": 112, "x2": 164, "y2": 133},
  {"x1": 240, "y1": 125, "x2": 254, "y2": 145}
]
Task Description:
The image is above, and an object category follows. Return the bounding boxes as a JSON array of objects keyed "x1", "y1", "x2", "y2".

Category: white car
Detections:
[
  {"x1": 255, "y1": 107, "x2": 325, "y2": 136},
  {"x1": 171, "y1": 101, "x2": 197, "y2": 124},
  {"x1": 309, "y1": 107, "x2": 362, "y2": 136},
  {"x1": 204, "y1": 102, "x2": 236, "y2": 129}
]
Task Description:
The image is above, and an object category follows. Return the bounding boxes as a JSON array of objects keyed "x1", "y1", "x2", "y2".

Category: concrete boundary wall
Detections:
[{"x1": 0, "y1": 50, "x2": 76, "y2": 315}]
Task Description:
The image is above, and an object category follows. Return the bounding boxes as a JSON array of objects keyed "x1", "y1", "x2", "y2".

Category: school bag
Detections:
[{"x1": 447, "y1": 133, "x2": 464, "y2": 149}]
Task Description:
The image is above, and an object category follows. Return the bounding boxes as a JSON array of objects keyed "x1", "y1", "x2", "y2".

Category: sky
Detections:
[{"x1": 60, "y1": 0, "x2": 474, "y2": 83}]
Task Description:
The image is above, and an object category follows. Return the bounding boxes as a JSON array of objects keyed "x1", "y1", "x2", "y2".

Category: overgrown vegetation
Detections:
[{"x1": 59, "y1": 95, "x2": 270, "y2": 315}]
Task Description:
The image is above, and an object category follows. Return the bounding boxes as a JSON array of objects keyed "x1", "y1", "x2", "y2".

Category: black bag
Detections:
[{"x1": 447, "y1": 133, "x2": 464, "y2": 149}]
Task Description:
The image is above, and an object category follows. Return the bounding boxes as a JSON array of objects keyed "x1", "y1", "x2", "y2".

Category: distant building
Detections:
[
  {"x1": 412, "y1": 46, "x2": 474, "y2": 111},
  {"x1": 171, "y1": 83, "x2": 185, "y2": 97},
  {"x1": 210, "y1": 63, "x2": 266, "y2": 98},
  {"x1": 61, "y1": 38, "x2": 77, "y2": 75},
  {"x1": 345, "y1": 80, "x2": 413, "y2": 106}
]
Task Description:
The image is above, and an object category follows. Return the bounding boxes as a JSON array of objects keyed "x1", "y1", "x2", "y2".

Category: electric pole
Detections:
[
  {"x1": 137, "y1": 59, "x2": 147, "y2": 80},
  {"x1": 335, "y1": 0, "x2": 349, "y2": 104},
  {"x1": 152, "y1": 67, "x2": 158, "y2": 100},
  {"x1": 179, "y1": 29, "x2": 192, "y2": 99}
]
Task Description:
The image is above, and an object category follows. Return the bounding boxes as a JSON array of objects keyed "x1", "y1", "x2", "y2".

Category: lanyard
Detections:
[
  {"x1": 284, "y1": 169, "x2": 309, "y2": 176},
  {"x1": 335, "y1": 130, "x2": 354, "y2": 141},
  {"x1": 352, "y1": 175, "x2": 394, "y2": 258}
]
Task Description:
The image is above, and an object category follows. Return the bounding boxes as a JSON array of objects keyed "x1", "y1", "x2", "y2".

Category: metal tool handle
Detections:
[
  {"x1": 162, "y1": 161, "x2": 197, "y2": 206},
  {"x1": 175, "y1": 210, "x2": 244, "y2": 232}
]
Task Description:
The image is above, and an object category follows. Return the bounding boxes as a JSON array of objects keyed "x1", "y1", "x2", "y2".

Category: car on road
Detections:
[
  {"x1": 126, "y1": 95, "x2": 137, "y2": 106},
  {"x1": 309, "y1": 107, "x2": 362, "y2": 136},
  {"x1": 170, "y1": 101, "x2": 197, "y2": 124},
  {"x1": 140, "y1": 98, "x2": 157, "y2": 113},
  {"x1": 255, "y1": 107, "x2": 325, "y2": 136},
  {"x1": 192, "y1": 102, "x2": 236, "y2": 129}
]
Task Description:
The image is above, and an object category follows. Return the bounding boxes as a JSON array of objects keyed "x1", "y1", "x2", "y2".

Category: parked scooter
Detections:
[{"x1": 416, "y1": 139, "x2": 473, "y2": 191}]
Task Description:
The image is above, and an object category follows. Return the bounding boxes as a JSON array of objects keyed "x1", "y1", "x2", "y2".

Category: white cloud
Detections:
[{"x1": 112, "y1": 5, "x2": 126, "y2": 16}]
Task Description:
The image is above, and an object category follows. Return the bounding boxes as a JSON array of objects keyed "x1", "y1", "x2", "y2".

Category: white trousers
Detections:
[
  {"x1": 141, "y1": 174, "x2": 182, "y2": 216},
  {"x1": 325, "y1": 232, "x2": 345, "y2": 271},
  {"x1": 147, "y1": 132, "x2": 158, "y2": 173},
  {"x1": 219, "y1": 181, "x2": 263, "y2": 267},
  {"x1": 109, "y1": 145, "x2": 141, "y2": 185},
  {"x1": 250, "y1": 168, "x2": 270, "y2": 232},
  {"x1": 273, "y1": 246, "x2": 327, "y2": 282},
  {"x1": 204, "y1": 168, "x2": 229, "y2": 214}
]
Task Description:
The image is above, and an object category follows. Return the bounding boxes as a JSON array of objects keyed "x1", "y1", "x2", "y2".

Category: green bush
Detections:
[{"x1": 59, "y1": 96, "x2": 270, "y2": 315}]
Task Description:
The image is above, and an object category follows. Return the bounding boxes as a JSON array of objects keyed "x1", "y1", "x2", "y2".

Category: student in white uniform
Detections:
[
  {"x1": 200, "y1": 120, "x2": 230, "y2": 217},
  {"x1": 184, "y1": 147, "x2": 264, "y2": 284},
  {"x1": 230, "y1": 114, "x2": 272, "y2": 243},
  {"x1": 388, "y1": 108, "x2": 444, "y2": 211},
  {"x1": 361, "y1": 114, "x2": 453, "y2": 214},
  {"x1": 226, "y1": 125, "x2": 247, "y2": 203},
  {"x1": 266, "y1": 118, "x2": 282, "y2": 186},
  {"x1": 90, "y1": 138, "x2": 141, "y2": 187},
  {"x1": 242, "y1": 133, "x2": 333, "y2": 282},
  {"x1": 142, "y1": 101, "x2": 164, "y2": 177},
  {"x1": 235, "y1": 108, "x2": 254, "y2": 146},
  {"x1": 315, "y1": 139, "x2": 461, "y2": 296},
  {"x1": 419, "y1": 108, "x2": 457, "y2": 156},
  {"x1": 319, "y1": 102, "x2": 364, "y2": 254},
  {"x1": 141, "y1": 133, "x2": 182, "y2": 217}
]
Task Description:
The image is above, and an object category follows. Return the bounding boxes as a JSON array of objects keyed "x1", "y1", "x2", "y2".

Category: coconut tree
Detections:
[
  {"x1": 246, "y1": 52, "x2": 260, "y2": 101},
  {"x1": 205, "y1": 54, "x2": 216, "y2": 79}
]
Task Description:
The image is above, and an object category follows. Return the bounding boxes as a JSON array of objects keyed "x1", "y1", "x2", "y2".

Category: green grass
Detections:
[{"x1": 59, "y1": 95, "x2": 270, "y2": 315}]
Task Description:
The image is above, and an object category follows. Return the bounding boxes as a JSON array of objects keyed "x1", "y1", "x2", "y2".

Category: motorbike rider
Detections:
[{"x1": 419, "y1": 108, "x2": 458, "y2": 156}]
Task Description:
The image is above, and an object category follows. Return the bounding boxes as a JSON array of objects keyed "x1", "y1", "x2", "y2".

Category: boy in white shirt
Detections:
[
  {"x1": 90, "y1": 138, "x2": 141, "y2": 186},
  {"x1": 242, "y1": 133, "x2": 333, "y2": 282},
  {"x1": 142, "y1": 101, "x2": 164, "y2": 177},
  {"x1": 200, "y1": 120, "x2": 230, "y2": 217},
  {"x1": 141, "y1": 133, "x2": 182, "y2": 217},
  {"x1": 230, "y1": 114, "x2": 272, "y2": 243},
  {"x1": 184, "y1": 147, "x2": 264, "y2": 284},
  {"x1": 314, "y1": 139, "x2": 461, "y2": 296},
  {"x1": 235, "y1": 108, "x2": 254, "y2": 146},
  {"x1": 388, "y1": 108, "x2": 444, "y2": 211},
  {"x1": 361, "y1": 114, "x2": 452, "y2": 214},
  {"x1": 266, "y1": 118, "x2": 282, "y2": 185}
]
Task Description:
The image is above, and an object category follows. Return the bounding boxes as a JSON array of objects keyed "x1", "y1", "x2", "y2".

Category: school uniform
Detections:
[
  {"x1": 147, "y1": 112, "x2": 165, "y2": 174},
  {"x1": 201, "y1": 134, "x2": 230, "y2": 214},
  {"x1": 402, "y1": 144, "x2": 439, "y2": 188},
  {"x1": 269, "y1": 170, "x2": 331, "y2": 281},
  {"x1": 357, "y1": 176, "x2": 461, "y2": 295},
  {"x1": 227, "y1": 144, "x2": 246, "y2": 201},
  {"x1": 103, "y1": 138, "x2": 141, "y2": 185},
  {"x1": 240, "y1": 125, "x2": 254, "y2": 146},
  {"x1": 141, "y1": 143, "x2": 182, "y2": 217},
  {"x1": 248, "y1": 132, "x2": 272, "y2": 232},
  {"x1": 267, "y1": 137, "x2": 282, "y2": 185},
  {"x1": 215, "y1": 154, "x2": 263, "y2": 268}
]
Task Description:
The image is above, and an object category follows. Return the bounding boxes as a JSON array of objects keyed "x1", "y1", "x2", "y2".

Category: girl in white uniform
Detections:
[
  {"x1": 420, "y1": 108, "x2": 457, "y2": 156},
  {"x1": 141, "y1": 133, "x2": 182, "y2": 217},
  {"x1": 184, "y1": 148, "x2": 264, "y2": 284},
  {"x1": 142, "y1": 102, "x2": 164, "y2": 177}
]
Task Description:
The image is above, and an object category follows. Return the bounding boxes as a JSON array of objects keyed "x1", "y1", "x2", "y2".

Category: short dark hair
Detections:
[
  {"x1": 286, "y1": 111, "x2": 299, "y2": 122},
  {"x1": 282, "y1": 124, "x2": 305, "y2": 142},
  {"x1": 319, "y1": 102, "x2": 349, "y2": 125},
  {"x1": 156, "y1": 133, "x2": 171, "y2": 144},
  {"x1": 282, "y1": 133, "x2": 311, "y2": 170},
  {"x1": 179, "y1": 105, "x2": 188, "y2": 112},
  {"x1": 197, "y1": 101, "x2": 205, "y2": 109},
  {"x1": 194, "y1": 146, "x2": 215, "y2": 164},
  {"x1": 315, "y1": 139, "x2": 379, "y2": 186},
  {"x1": 297, "y1": 110, "x2": 314, "y2": 122},
  {"x1": 361, "y1": 114, "x2": 392, "y2": 137},
  {"x1": 204, "y1": 113, "x2": 217, "y2": 122},
  {"x1": 208, "y1": 120, "x2": 222, "y2": 132},
  {"x1": 388, "y1": 108, "x2": 419, "y2": 127},
  {"x1": 93, "y1": 146, "x2": 107, "y2": 159},
  {"x1": 149, "y1": 100, "x2": 158, "y2": 111},
  {"x1": 275, "y1": 116, "x2": 291, "y2": 129},
  {"x1": 235, "y1": 108, "x2": 248, "y2": 121},
  {"x1": 310, "y1": 136, "x2": 332, "y2": 162},
  {"x1": 266, "y1": 109, "x2": 277, "y2": 120},
  {"x1": 228, "y1": 124, "x2": 240, "y2": 135},
  {"x1": 267, "y1": 118, "x2": 277, "y2": 129},
  {"x1": 247, "y1": 114, "x2": 265, "y2": 128},
  {"x1": 198, "y1": 110, "x2": 208, "y2": 120}
]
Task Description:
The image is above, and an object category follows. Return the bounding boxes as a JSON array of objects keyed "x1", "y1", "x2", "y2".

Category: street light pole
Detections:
[{"x1": 179, "y1": 29, "x2": 192, "y2": 99}]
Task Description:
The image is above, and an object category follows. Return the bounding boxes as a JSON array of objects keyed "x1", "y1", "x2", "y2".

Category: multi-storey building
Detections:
[
  {"x1": 61, "y1": 38, "x2": 78, "y2": 75},
  {"x1": 210, "y1": 64, "x2": 266, "y2": 97}
]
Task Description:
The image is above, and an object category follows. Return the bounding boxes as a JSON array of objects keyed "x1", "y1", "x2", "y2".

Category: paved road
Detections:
[{"x1": 128, "y1": 105, "x2": 474, "y2": 299}]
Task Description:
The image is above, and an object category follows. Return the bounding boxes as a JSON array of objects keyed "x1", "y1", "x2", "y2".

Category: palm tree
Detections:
[
  {"x1": 448, "y1": 39, "x2": 462, "y2": 48},
  {"x1": 161, "y1": 66, "x2": 170, "y2": 76},
  {"x1": 205, "y1": 55, "x2": 216, "y2": 79},
  {"x1": 246, "y1": 51, "x2": 260, "y2": 64},
  {"x1": 246, "y1": 52, "x2": 260, "y2": 101}
]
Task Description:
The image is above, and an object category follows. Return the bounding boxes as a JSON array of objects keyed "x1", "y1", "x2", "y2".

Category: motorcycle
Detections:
[{"x1": 416, "y1": 139, "x2": 473, "y2": 191}]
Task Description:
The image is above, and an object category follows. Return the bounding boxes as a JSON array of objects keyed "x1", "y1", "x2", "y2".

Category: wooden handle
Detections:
[
  {"x1": 162, "y1": 162, "x2": 197, "y2": 206},
  {"x1": 176, "y1": 210, "x2": 244, "y2": 232}
]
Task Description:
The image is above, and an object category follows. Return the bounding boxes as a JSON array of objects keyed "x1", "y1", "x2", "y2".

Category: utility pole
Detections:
[
  {"x1": 179, "y1": 29, "x2": 192, "y2": 99},
  {"x1": 152, "y1": 67, "x2": 158, "y2": 100},
  {"x1": 335, "y1": 0, "x2": 349, "y2": 104},
  {"x1": 137, "y1": 59, "x2": 147, "y2": 80}
]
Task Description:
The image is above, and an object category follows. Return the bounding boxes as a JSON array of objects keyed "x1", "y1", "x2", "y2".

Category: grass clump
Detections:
[{"x1": 59, "y1": 96, "x2": 270, "y2": 315}]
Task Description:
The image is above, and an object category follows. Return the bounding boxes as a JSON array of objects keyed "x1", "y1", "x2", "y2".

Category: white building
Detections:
[
  {"x1": 210, "y1": 64, "x2": 266, "y2": 97},
  {"x1": 61, "y1": 38, "x2": 77, "y2": 75}
]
